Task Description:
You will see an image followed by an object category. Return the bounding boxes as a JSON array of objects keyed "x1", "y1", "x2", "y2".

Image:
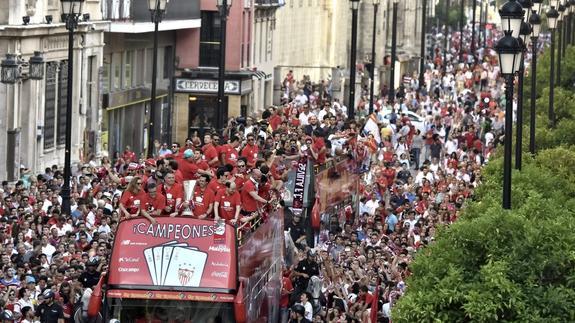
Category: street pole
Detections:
[
  {"x1": 515, "y1": 51, "x2": 524, "y2": 170},
  {"x1": 530, "y1": 35, "x2": 537, "y2": 155},
  {"x1": 483, "y1": 1, "x2": 487, "y2": 48},
  {"x1": 218, "y1": 0, "x2": 229, "y2": 129},
  {"x1": 503, "y1": 75, "x2": 514, "y2": 209},
  {"x1": 61, "y1": 15, "x2": 77, "y2": 217},
  {"x1": 148, "y1": 16, "x2": 159, "y2": 158},
  {"x1": 389, "y1": 1, "x2": 398, "y2": 102},
  {"x1": 369, "y1": 2, "x2": 378, "y2": 115},
  {"x1": 557, "y1": 20, "x2": 562, "y2": 85},
  {"x1": 443, "y1": 0, "x2": 448, "y2": 70},
  {"x1": 471, "y1": 0, "x2": 477, "y2": 57},
  {"x1": 479, "y1": 0, "x2": 484, "y2": 50},
  {"x1": 460, "y1": 0, "x2": 465, "y2": 62},
  {"x1": 420, "y1": 0, "x2": 427, "y2": 89},
  {"x1": 550, "y1": 29, "x2": 556, "y2": 127},
  {"x1": 349, "y1": 3, "x2": 359, "y2": 119}
]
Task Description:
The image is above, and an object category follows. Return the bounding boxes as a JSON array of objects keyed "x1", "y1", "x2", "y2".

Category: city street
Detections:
[{"x1": 1, "y1": 0, "x2": 575, "y2": 322}]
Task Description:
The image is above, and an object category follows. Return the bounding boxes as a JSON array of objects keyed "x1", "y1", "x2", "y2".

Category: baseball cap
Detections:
[{"x1": 183, "y1": 149, "x2": 194, "y2": 159}]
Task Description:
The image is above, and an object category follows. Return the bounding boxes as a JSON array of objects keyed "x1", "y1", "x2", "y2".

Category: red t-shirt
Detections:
[
  {"x1": 312, "y1": 137, "x2": 326, "y2": 164},
  {"x1": 241, "y1": 144, "x2": 259, "y2": 167},
  {"x1": 202, "y1": 144, "x2": 219, "y2": 165},
  {"x1": 207, "y1": 179, "x2": 226, "y2": 195},
  {"x1": 192, "y1": 186, "x2": 215, "y2": 218},
  {"x1": 159, "y1": 183, "x2": 184, "y2": 210},
  {"x1": 120, "y1": 190, "x2": 148, "y2": 214},
  {"x1": 215, "y1": 190, "x2": 241, "y2": 221},
  {"x1": 220, "y1": 144, "x2": 239, "y2": 166},
  {"x1": 280, "y1": 276, "x2": 294, "y2": 308},
  {"x1": 240, "y1": 179, "x2": 259, "y2": 212},
  {"x1": 146, "y1": 193, "x2": 166, "y2": 213},
  {"x1": 179, "y1": 159, "x2": 199, "y2": 181}
]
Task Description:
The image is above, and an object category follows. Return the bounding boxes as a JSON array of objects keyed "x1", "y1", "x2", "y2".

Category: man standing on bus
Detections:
[
  {"x1": 119, "y1": 177, "x2": 156, "y2": 224},
  {"x1": 191, "y1": 174, "x2": 214, "y2": 219},
  {"x1": 240, "y1": 169, "x2": 269, "y2": 216},
  {"x1": 214, "y1": 181, "x2": 241, "y2": 224}
]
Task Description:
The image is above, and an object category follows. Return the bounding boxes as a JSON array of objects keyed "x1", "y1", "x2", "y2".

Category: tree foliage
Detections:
[{"x1": 392, "y1": 45, "x2": 575, "y2": 323}]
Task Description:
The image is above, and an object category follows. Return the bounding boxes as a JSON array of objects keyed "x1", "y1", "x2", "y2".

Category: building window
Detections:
[
  {"x1": 88, "y1": 55, "x2": 95, "y2": 110},
  {"x1": 164, "y1": 46, "x2": 173, "y2": 79},
  {"x1": 199, "y1": 11, "x2": 221, "y2": 67},
  {"x1": 102, "y1": 54, "x2": 111, "y2": 93},
  {"x1": 57, "y1": 60, "x2": 69, "y2": 146},
  {"x1": 44, "y1": 62, "x2": 58, "y2": 150},
  {"x1": 123, "y1": 51, "x2": 133, "y2": 88},
  {"x1": 112, "y1": 52, "x2": 122, "y2": 90}
]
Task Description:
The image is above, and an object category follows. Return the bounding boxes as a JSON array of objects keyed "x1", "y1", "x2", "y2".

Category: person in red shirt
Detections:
[
  {"x1": 310, "y1": 129, "x2": 327, "y2": 165},
  {"x1": 214, "y1": 181, "x2": 241, "y2": 224},
  {"x1": 208, "y1": 167, "x2": 230, "y2": 195},
  {"x1": 190, "y1": 174, "x2": 214, "y2": 219},
  {"x1": 119, "y1": 177, "x2": 155, "y2": 223},
  {"x1": 158, "y1": 172, "x2": 184, "y2": 217},
  {"x1": 145, "y1": 183, "x2": 166, "y2": 217},
  {"x1": 240, "y1": 169, "x2": 269, "y2": 215},
  {"x1": 269, "y1": 107, "x2": 284, "y2": 131},
  {"x1": 179, "y1": 149, "x2": 212, "y2": 181},
  {"x1": 241, "y1": 134, "x2": 259, "y2": 168},
  {"x1": 202, "y1": 134, "x2": 220, "y2": 168},
  {"x1": 122, "y1": 145, "x2": 137, "y2": 162},
  {"x1": 219, "y1": 135, "x2": 241, "y2": 167},
  {"x1": 233, "y1": 158, "x2": 249, "y2": 191}
]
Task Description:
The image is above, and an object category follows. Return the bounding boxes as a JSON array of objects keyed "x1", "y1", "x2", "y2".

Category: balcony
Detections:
[
  {"x1": 254, "y1": 0, "x2": 284, "y2": 8},
  {"x1": 102, "y1": 0, "x2": 200, "y2": 33}
]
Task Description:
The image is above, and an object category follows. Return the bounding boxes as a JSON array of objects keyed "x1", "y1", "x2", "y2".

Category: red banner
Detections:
[
  {"x1": 108, "y1": 217, "x2": 237, "y2": 291},
  {"x1": 106, "y1": 289, "x2": 235, "y2": 302}
]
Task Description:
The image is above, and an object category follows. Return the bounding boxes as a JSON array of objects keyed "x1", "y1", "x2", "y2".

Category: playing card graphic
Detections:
[{"x1": 163, "y1": 247, "x2": 208, "y2": 287}]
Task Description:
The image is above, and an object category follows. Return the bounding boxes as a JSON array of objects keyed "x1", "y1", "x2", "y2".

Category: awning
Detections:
[{"x1": 251, "y1": 71, "x2": 267, "y2": 80}]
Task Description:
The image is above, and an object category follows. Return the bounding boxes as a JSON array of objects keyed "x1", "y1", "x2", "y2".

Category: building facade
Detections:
[
  {"x1": 100, "y1": 0, "x2": 200, "y2": 158},
  {"x1": 0, "y1": 0, "x2": 107, "y2": 180}
]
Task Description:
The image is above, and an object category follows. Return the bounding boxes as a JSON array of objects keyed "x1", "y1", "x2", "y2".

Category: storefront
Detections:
[{"x1": 172, "y1": 72, "x2": 252, "y2": 142}]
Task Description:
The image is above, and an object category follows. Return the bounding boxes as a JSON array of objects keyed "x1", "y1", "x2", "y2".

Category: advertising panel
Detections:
[
  {"x1": 315, "y1": 159, "x2": 359, "y2": 214},
  {"x1": 108, "y1": 217, "x2": 237, "y2": 291}
]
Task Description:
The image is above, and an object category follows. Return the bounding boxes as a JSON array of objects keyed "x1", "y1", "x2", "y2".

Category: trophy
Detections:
[{"x1": 182, "y1": 180, "x2": 197, "y2": 216}]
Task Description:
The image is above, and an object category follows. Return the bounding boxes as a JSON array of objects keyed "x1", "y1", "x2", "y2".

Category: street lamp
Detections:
[
  {"x1": 0, "y1": 52, "x2": 44, "y2": 83},
  {"x1": 420, "y1": 0, "x2": 428, "y2": 90},
  {"x1": 532, "y1": 0, "x2": 543, "y2": 13},
  {"x1": 443, "y1": 0, "x2": 448, "y2": 70},
  {"x1": 566, "y1": 1, "x2": 572, "y2": 51},
  {"x1": 557, "y1": 2, "x2": 565, "y2": 85},
  {"x1": 368, "y1": 0, "x2": 380, "y2": 115},
  {"x1": 515, "y1": 21, "x2": 531, "y2": 171},
  {"x1": 529, "y1": 10, "x2": 541, "y2": 155},
  {"x1": 499, "y1": 0, "x2": 525, "y2": 38},
  {"x1": 571, "y1": 0, "x2": 575, "y2": 45},
  {"x1": 495, "y1": 30, "x2": 523, "y2": 210},
  {"x1": 388, "y1": 0, "x2": 398, "y2": 102},
  {"x1": 472, "y1": 0, "x2": 478, "y2": 59},
  {"x1": 349, "y1": 0, "x2": 360, "y2": 119},
  {"x1": 60, "y1": 0, "x2": 84, "y2": 217},
  {"x1": 146, "y1": 0, "x2": 168, "y2": 158},
  {"x1": 547, "y1": 5, "x2": 559, "y2": 127},
  {"x1": 216, "y1": 0, "x2": 232, "y2": 130}
]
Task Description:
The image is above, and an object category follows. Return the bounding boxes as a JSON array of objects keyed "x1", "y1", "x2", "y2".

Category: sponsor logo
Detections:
[
  {"x1": 118, "y1": 267, "x2": 140, "y2": 273},
  {"x1": 211, "y1": 262, "x2": 228, "y2": 267},
  {"x1": 119, "y1": 257, "x2": 140, "y2": 263},
  {"x1": 120, "y1": 240, "x2": 147, "y2": 246},
  {"x1": 208, "y1": 245, "x2": 231, "y2": 253},
  {"x1": 211, "y1": 271, "x2": 228, "y2": 278}
]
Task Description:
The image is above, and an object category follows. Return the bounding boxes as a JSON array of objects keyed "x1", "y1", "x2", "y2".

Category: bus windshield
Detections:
[{"x1": 106, "y1": 298, "x2": 235, "y2": 323}]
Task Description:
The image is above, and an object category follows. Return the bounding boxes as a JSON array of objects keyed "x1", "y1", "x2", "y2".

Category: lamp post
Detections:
[
  {"x1": 1, "y1": 52, "x2": 45, "y2": 83},
  {"x1": 496, "y1": 0, "x2": 524, "y2": 210},
  {"x1": 557, "y1": 2, "x2": 565, "y2": 85},
  {"x1": 566, "y1": 1, "x2": 572, "y2": 52},
  {"x1": 547, "y1": 4, "x2": 559, "y2": 127},
  {"x1": 443, "y1": 0, "x2": 448, "y2": 70},
  {"x1": 349, "y1": 0, "x2": 360, "y2": 118},
  {"x1": 419, "y1": 0, "x2": 427, "y2": 90},
  {"x1": 146, "y1": 0, "x2": 167, "y2": 158},
  {"x1": 216, "y1": 0, "x2": 232, "y2": 128},
  {"x1": 529, "y1": 6, "x2": 542, "y2": 155},
  {"x1": 60, "y1": 0, "x2": 84, "y2": 217},
  {"x1": 472, "y1": 0, "x2": 478, "y2": 57},
  {"x1": 369, "y1": 0, "x2": 380, "y2": 115},
  {"x1": 459, "y1": 0, "x2": 464, "y2": 62},
  {"x1": 516, "y1": 20, "x2": 531, "y2": 171},
  {"x1": 571, "y1": 0, "x2": 575, "y2": 45},
  {"x1": 389, "y1": 0, "x2": 398, "y2": 102}
]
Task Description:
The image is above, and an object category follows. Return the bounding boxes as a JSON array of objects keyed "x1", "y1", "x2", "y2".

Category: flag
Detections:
[{"x1": 363, "y1": 113, "x2": 382, "y2": 144}]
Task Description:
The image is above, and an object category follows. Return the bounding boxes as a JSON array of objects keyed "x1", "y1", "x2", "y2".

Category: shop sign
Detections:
[{"x1": 175, "y1": 79, "x2": 241, "y2": 95}]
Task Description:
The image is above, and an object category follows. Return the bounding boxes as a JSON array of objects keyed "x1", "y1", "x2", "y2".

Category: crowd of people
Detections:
[{"x1": 0, "y1": 22, "x2": 519, "y2": 323}]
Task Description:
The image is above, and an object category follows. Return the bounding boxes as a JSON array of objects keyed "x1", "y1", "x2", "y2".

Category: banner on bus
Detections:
[{"x1": 108, "y1": 217, "x2": 237, "y2": 291}]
